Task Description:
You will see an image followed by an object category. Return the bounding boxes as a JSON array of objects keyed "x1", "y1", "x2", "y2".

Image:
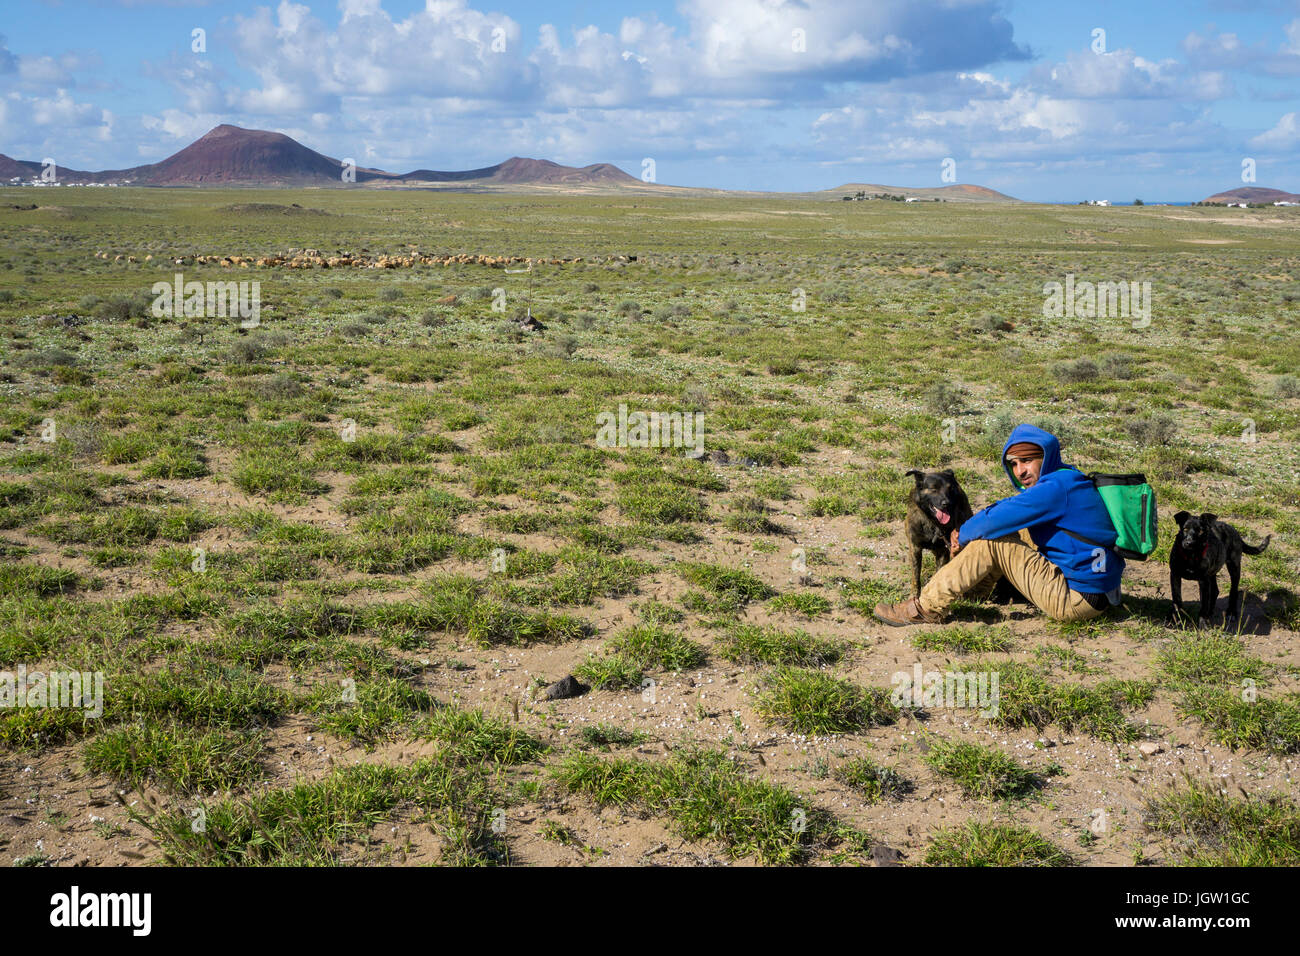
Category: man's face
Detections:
[{"x1": 1006, "y1": 452, "x2": 1043, "y2": 488}]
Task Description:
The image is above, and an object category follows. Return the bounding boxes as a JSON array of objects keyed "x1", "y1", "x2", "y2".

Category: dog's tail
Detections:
[{"x1": 1242, "y1": 534, "x2": 1271, "y2": 556}]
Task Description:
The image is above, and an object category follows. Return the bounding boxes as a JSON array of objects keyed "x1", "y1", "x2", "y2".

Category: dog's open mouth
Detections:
[{"x1": 931, "y1": 507, "x2": 951, "y2": 526}]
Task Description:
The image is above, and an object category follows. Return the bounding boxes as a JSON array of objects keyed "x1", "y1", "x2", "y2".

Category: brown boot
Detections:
[{"x1": 873, "y1": 596, "x2": 945, "y2": 627}]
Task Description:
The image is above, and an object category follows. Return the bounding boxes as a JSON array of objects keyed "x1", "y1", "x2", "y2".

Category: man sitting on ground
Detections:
[{"x1": 873, "y1": 424, "x2": 1123, "y2": 626}]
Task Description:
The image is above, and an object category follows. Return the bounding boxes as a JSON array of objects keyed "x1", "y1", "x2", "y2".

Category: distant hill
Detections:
[
  {"x1": 1201, "y1": 186, "x2": 1300, "y2": 204},
  {"x1": 0, "y1": 124, "x2": 643, "y2": 190},
  {"x1": 2, "y1": 124, "x2": 1025, "y2": 198},
  {"x1": 828, "y1": 182, "x2": 1021, "y2": 203}
]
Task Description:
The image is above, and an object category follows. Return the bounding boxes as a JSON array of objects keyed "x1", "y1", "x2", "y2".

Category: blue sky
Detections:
[{"x1": 4, "y1": 0, "x2": 1300, "y2": 200}]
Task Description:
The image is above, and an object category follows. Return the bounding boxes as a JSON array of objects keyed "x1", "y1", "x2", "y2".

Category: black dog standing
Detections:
[
  {"x1": 905, "y1": 469, "x2": 974, "y2": 598},
  {"x1": 1168, "y1": 511, "x2": 1271, "y2": 627}
]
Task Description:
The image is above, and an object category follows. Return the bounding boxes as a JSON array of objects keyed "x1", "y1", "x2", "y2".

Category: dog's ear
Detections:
[
  {"x1": 940, "y1": 469, "x2": 955, "y2": 479},
  {"x1": 1174, "y1": 511, "x2": 1190, "y2": 526},
  {"x1": 1201, "y1": 512, "x2": 1218, "y2": 526},
  {"x1": 905, "y1": 469, "x2": 924, "y2": 484}
]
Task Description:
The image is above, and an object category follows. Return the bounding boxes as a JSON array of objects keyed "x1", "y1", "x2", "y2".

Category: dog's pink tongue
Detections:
[{"x1": 934, "y1": 508, "x2": 951, "y2": 525}]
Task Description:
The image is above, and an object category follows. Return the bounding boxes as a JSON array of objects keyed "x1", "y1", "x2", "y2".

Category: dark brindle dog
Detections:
[
  {"x1": 1167, "y1": 511, "x2": 1271, "y2": 627},
  {"x1": 905, "y1": 469, "x2": 974, "y2": 598}
]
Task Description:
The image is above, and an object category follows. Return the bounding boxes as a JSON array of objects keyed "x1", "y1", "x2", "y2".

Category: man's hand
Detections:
[{"x1": 949, "y1": 528, "x2": 961, "y2": 555}]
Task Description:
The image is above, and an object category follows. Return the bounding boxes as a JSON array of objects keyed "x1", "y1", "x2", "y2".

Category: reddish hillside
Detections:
[{"x1": 140, "y1": 125, "x2": 351, "y2": 185}]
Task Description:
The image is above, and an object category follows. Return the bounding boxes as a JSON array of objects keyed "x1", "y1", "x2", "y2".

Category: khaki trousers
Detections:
[{"x1": 919, "y1": 529, "x2": 1105, "y2": 623}]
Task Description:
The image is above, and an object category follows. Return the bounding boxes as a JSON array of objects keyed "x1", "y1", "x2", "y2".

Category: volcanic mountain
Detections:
[
  {"x1": 134, "y1": 124, "x2": 361, "y2": 185},
  {"x1": 1200, "y1": 186, "x2": 1300, "y2": 204},
  {"x1": 0, "y1": 124, "x2": 645, "y2": 190}
]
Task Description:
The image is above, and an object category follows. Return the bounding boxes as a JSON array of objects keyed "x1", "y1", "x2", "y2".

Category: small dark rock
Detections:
[
  {"x1": 541, "y1": 675, "x2": 589, "y2": 701},
  {"x1": 871, "y1": 845, "x2": 904, "y2": 867}
]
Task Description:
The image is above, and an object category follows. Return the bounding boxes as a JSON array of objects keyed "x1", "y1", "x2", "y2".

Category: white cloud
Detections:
[
  {"x1": 0, "y1": 88, "x2": 111, "y2": 164},
  {"x1": 1183, "y1": 24, "x2": 1300, "y2": 76},
  {"x1": 805, "y1": 67, "x2": 1228, "y2": 168},
  {"x1": 1251, "y1": 110, "x2": 1300, "y2": 148},
  {"x1": 1032, "y1": 49, "x2": 1229, "y2": 100}
]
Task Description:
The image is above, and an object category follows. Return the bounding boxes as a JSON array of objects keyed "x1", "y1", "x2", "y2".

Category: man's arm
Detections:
[{"x1": 957, "y1": 479, "x2": 1067, "y2": 546}]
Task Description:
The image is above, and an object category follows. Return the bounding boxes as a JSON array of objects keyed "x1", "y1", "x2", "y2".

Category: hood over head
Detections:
[{"x1": 1001, "y1": 424, "x2": 1064, "y2": 490}]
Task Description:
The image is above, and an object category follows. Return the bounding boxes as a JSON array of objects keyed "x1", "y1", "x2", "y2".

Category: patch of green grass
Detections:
[
  {"x1": 0, "y1": 563, "x2": 81, "y2": 597},
  {"x1": 317, "y1": 432, "x2": 456, "y2": 466},
  {"x1": 676, "y1": 561, "x2": 776, "y2": 603},
  {"x1": 617, "y1": 483, "x2": 706, "y2": 524},
  {"x1": 1158, "y1": 632, "x2": 1272, "y2": 689},
  {"x1": 833, "y1": 758, "x2": 912, "y2": 803},
  {"x1": 216, "y1": 628, "x2": 396, "y2": 679},
  {"x1": 498, "y1": 547, "x2": 649, "y2": 606},
  {"x1": 1033, "y1": 644, "x2": 1099, "y2": 674},
  {"x1": 140, "y1": 443, "x2": 210, "y2": 480},
  {"x1": 984, "y1": 659, "x2": 1153, "y2": 742},
  {"x1": 305, "y1": 676, "x2": 438, "y2": 744},
  {"x1": 838, "y1": 576, "x2": 903, "y2": 614},
  {"x1": 83, "y1": 721, "x2": 266, "y2": 794},
  {"x1": 751, "y1": 475, "x2": 794, "y2": 500},
  {"x1": 552, "y1": 748, "x2": 859, "y2": 865},
  {"x1": 681, "y1": 588, "x2": 745, "y2": 617},
  {"x1": 110, "y1": 663, "x2": 293, "y2": 729},
  {"x1": 233, "y1": 452, "x2": 327, "y2": 499},
  {"x1": 636, "y1": 599, "x2": 685, "y2": 626},
  {"x1": 714, "y1": 623, "x2": 842, "y2": 667},
  {"x1": 768, "y1": 593, "x2": 832, "y2": 617},
  {"x1": 223, "y1": 599, "x2": 361, "y2": 643},
  {"x1": 723, "y1": 495, "x2": 785, "y2": 534},
  {"x1": 38, "y1": 505, "x2": 214, "y2": 547},
  {"x1": 579, "y1": 723, "x2": 648, "y2": 749},
  {"x1": 540, "y1": 819, "x2": 579, "y2": 845},
  {"x1": 912, "y1": 624, "x2": 1012, "y2": 654},
  {"x1": 421, "y1": 704, "x2": 545, "y2": 763},
  {"x1": 925, "y1": 821, "x2": 1072, "y2": 866},
  {"x1": 137, "y1": 753, "x2": 510, "y2": 866},
  {"x1": 573, "y1": 653, "x2": 645, "y2": 691},
  {"x1": 1144, "y1": 777, "x2": 1300, "y2": 865},
  {"x1": 807, "y1": 468, "x2": 899, "y2": 521},
  {"x1": 754, "y1": 667, "x2": 895, "y2": 736},
  {"x1": 336, "y1": 530, "x2": 460, "y2": 574},
  {"x1": 420, "y1": 575, "x2": 589, "y2": 647},
  {"x1": 1174, "y1": 687, "x2": 1300, "y2": 754},
  {"x1": 607, "y1": 623, "x2": 706, "y2": 671},
  {"x1": 0, "y1": 706, "x2": 99, "y2": 750},
  {"x1": 923, "y1": 739, "x2": 1050, "y2": 801}
]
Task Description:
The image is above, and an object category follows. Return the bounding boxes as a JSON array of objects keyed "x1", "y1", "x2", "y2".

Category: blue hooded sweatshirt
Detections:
[{"x1": 956, "y1": 424, "x2": 1123, "y2": 594}]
